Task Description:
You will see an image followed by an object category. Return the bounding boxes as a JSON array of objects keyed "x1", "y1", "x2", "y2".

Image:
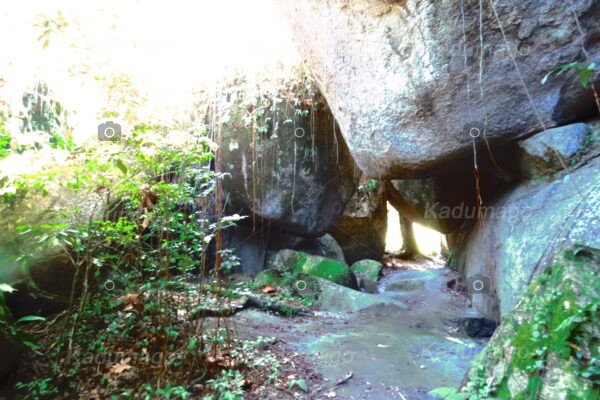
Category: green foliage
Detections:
[
  {"x1": 2, "y1": 117, "x2": 255, "y2": 398},
  {"x1": 460, "y1": 247, "x2": 600, "y2": 399},
  {"x1": 34, "y1": 11, "x2": 68, "y2": 49},
  {"x1": 542, "y1": 62, "x2": 598, "y2": 88},
  {"x1": 288, "y1": 378, "x2": 308, "y2": 392},
  {"x1": 96, "y1": 73, "x2": 145, "y2": 123},
  {"x1": 153, "y1": 383, "x2": 190, "y2": 400},
  {"x1": 0, "y1": 110, "x2": 10, "y2": 158},
  {"x1": 206, "y1": 370, "x2": 245, "y2": 400},
  {"x1": 357, "y1": 179, "x2": 378, "y2": 193},
  {"x1": 15, "y1": 378, "x2": 59, "y2": 400},
  {"x1": 356, "y1": 179, "x2": 379, "y2": 206},
  {"x1": 0, "y1": 286, "x2": 44, "y2": 351},
  {"x1": 0, "y1": 63, "x2": 322, "y2": 400},
  {"x1": 21, "y1": 81, "x2": 73, "y2": 150},
  {"x1": 569, "y1": 128, "x2": 600, "y2": 167},
  {"x1": 429, "y1": 387, "x2": 469, "y2": 400},
  {"x1": 246, "y1": 268, "x2": 319, "y2": 309}
]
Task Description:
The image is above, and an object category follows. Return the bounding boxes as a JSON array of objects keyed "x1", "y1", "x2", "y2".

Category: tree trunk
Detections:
[{"x1": 399, "y1": 215, "x2": 420, "y2": 258}]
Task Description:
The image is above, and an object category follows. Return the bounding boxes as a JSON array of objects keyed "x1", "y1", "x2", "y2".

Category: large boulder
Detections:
[
  {"x1": 518, "y1": 120, "x2": 600, "y2": 179},
  {"x1": 221, "y1": 219, "x2": 268, "y2": 276},
  {"x1": 292, "y1": 233, "x2": 346, "y2": 263},
  {"x1": 5, "y1": 252, "x2": 78, "y2": 319},
  {"x1": 0, "y1": 186, "x2": 105, "y2": 318},
  {"x1": 280, "y1": 0, "x2": 600, "y2": 178},
  {"x1": 288, "y1": 252, "x2": 354, "y2": 288},
  {"x1": 351, "y1": 259, "x2": 383, "y2": 293},
  {"x1": 266, "y1": 249, "x2": 355, "y2": 288},
  {"x1": 461, "y1": 247, "x2": 599, "y2": 399},
  {"x1": 315, "y1": 278, "x2": 399, "y2": 312},
  {"x1": 329, "y1": 178, "x2": 387, "y2": 263},
  {"x1": 220, "y1": 77, "x2": 359, "y2": 237},
  {"x1": 451, "y1": 156, "x2": 600, "y2": 321},
  {"x1": 350, "y1": 259, "x2": 383, "y2": 282},
  {"x1": 264, "y1": 231, "x2": 346, "y2": 268}
]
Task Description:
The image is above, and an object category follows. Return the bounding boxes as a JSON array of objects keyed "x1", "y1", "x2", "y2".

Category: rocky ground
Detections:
[{"x1": 233, "y1": 256, "x2": 488, "y2": 399}]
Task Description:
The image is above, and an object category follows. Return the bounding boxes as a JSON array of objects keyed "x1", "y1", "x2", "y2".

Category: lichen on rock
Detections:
[{"x1": 461, "y1": 246, "x2": 600, "y2": 400}]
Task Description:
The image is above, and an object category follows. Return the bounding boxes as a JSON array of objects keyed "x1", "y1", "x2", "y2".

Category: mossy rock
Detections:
[
  {"x1": 461, "y1": 246, "x2": 600, "y2": 400},
  {"x1": 254, "y1": 269, "x2": 282, "y2": 288},
  {"x1": 350, "y1": 259, "x2": 383, "y2": 281},
  {"x1": 285, "y1": 252, "x2": 352, "y2": 287}
]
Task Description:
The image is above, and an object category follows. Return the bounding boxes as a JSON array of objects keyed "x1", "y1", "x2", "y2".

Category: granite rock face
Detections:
[
  {"x1": 293, "y1": 233, "x2": 347, "y2": 264},
  {"x1": 281, "y1": 0, "x2": 600, "y2": 178},
  {"x1": 329, "y1": 178, "x2": 387, "y2": 263},
  {"x1": 452, "y1": 157, "x2": 600, "y2": 321},
  {"x1": 220, "y1": 81, "x2": 359, "y2": 237}
]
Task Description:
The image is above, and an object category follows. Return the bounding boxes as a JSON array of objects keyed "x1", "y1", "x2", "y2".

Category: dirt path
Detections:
[{"x1": 233, "y1": 257, "x2": 488, "y2": 399}]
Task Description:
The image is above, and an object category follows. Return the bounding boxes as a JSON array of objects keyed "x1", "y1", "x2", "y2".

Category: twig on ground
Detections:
[{"x1": 334, "y1": 371, "x2": 353, "y2": 386}]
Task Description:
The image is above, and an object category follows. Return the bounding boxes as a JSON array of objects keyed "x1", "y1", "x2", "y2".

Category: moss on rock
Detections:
[
  {"x1": 253, "y1": 269, "x2": 282, "y2": 288},
  {"x1": 285, "y1": 252, "x2": 352, "y2": 287},
  {"x1": 350, "y1": 259, "x2": 383, "y2": 281},
  {"x1": 461, "y1": 246, "x2": 600, "y2": 400}
]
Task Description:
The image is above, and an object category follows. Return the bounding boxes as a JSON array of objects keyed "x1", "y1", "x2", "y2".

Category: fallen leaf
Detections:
[
  {"x1": 109, "y1": 358, "x2": 132, "y2": 374},
  {"x1": 261, "y1": 285, "x2": 277, "y2": 294},
  {"x1": 376, "y1": 344, "x2": 390, "y2": 348},
  {"x1": 124, "y1": 293, "x2": 140, "y2": 306}
]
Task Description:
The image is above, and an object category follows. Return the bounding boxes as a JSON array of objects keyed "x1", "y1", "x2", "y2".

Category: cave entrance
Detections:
[{"x1": 384, "y1": 201, "x2": 446, "y2": 258}]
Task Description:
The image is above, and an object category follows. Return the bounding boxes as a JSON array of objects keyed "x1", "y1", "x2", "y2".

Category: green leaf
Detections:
[
  {"x1": 16, "y1": 315, "x2": 46, "y2": 323},
  {"x1": 0, "y1": 284, "x2": 17, "y2": 293},
  {"x1": 187, "y1": 338, "x2": 197, "y2": 351},
  {"x1": 112, "y1": 158, "x2": 128, "y2": 174},
  {"x1": 429, "y1": 387, "x2": 469, "y2": 400},
  {"x1": 296, "y1": 379, "x2": 308, "y2": 392}
]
